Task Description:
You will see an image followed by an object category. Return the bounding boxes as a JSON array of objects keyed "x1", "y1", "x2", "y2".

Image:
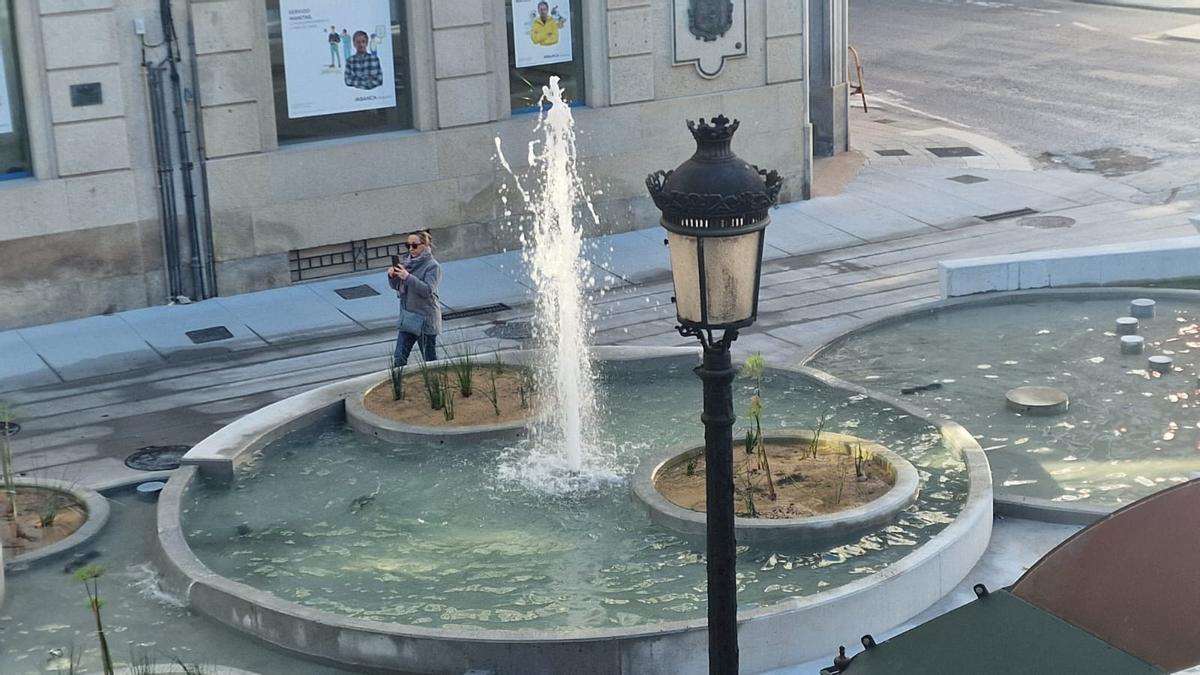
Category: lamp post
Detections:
[{"x1": 647, "y1": 116, "x2": 781, "y2": 675}]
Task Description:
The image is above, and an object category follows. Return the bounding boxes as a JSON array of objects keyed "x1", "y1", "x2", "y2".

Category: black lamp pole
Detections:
[
  {"x1": 647, "y1": 115, "x2": 782, "y2": 675},
  {"x1": 691, "y1": 328, "x2": 740, "y2": 674}
]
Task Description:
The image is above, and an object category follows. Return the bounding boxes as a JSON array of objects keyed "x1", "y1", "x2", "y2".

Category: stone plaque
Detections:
[{"x1": 673, "y1": 0, "x2": 746, "y2": 79}]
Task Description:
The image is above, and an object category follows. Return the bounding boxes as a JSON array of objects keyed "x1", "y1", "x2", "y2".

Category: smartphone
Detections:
[{"x1": 390, "y1": 255, "x2": 400, "y2": 267}]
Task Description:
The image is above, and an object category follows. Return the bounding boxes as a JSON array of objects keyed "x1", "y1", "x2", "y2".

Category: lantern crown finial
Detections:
[{"x1": 686, "y1": 115, "x2": 739, "y2": 143}]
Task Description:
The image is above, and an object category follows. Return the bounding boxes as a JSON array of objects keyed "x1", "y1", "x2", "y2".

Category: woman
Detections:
[{"x1": 387, "y1": 230, "x2": 442, "y2": 365}]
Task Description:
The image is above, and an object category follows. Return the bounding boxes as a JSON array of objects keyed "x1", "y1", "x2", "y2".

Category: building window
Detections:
[
  {"x1": 0, "y1": 1, "x2": 30, "y2": 179},
  {"x1": 266, "y1": 0, "x2": 413, "y2": 145},
  {"x1": 506, "y1": 0, "x2": 585, "y2": 112}
]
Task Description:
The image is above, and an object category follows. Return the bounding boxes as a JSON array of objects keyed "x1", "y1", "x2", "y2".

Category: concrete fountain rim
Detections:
[
  {"x1": 801, "y1": 286, "x2": 1200, "y2": 526},
  {"x1": 631, "y1": 430, "x2": 921, "y2": 547},
  {"x1": 158, "y1": 345, "x2": 992, "y2": 673}
]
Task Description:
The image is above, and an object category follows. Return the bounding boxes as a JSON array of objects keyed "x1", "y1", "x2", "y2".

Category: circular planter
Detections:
[
  {"x1": 346, "y1": 365, "x2": 537, "y2": 444},
  {"x1": 3, "y1": 478, "x2": 110, "y2": 571},
  {"x1": 632, "y1": 431, "x2": 920, "y2": 547}
]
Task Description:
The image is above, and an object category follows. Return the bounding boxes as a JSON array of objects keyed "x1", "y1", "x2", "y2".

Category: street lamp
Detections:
[{"x1": 646, "y1": 115, "x2": 781, "y2": 675}]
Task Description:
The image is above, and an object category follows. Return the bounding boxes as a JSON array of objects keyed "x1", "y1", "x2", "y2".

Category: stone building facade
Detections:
[{"x1": 0, "y1": 0, "x2": 810, "y2": 330}]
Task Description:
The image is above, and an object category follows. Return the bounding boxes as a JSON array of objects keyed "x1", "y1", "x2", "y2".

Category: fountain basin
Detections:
[
  {"x1": 160, "y1": 348, "x2": 992, "y2": 674},
  {"x1": 632, "y1": 431, "x2": 920, "y2": 547},
  {"x1": 806, "y1": 287, "x2": 1200, "y2": 524}
]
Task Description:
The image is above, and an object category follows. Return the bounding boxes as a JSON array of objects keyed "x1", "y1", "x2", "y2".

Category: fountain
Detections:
[{"x1": 140, "y1": 84, "x2": 990, "y2": 674}]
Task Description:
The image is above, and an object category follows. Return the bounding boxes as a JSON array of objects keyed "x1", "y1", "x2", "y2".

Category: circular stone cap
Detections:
[
  {"x1": 1115, "y1": 317, "x2": 1139, "y2": 335},
  {"x1": 1130, "y1": 299, "x2": 1156, "y2": 319},
  {"x1": 1006, "y1": 386, "x2": 1069, "y2": 415},
  {"x1": 1120, "y1": 335, "x2": 1145, "y2": 354},
  {"x1": 136, "y1": 481, "x2": 167, "y2": 501},
  {"x1": 1148, "y1": 355, "x2": 1173, "y2": 374}
]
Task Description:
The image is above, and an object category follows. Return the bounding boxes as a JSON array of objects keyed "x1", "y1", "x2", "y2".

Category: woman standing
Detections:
[{"x1": 387, "y1": 230, "x2": 442, "y2": 365}]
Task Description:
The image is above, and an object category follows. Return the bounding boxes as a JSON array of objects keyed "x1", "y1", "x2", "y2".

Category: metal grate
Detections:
[
  {"x1": 875, "y1": 149, "x2": 910, "y2": 157},
  {"x1": 927, "y1": 146, "x2": 983, "y2": 158},
  {"x1": 288, "y1": 234, "x2": 408, "y2": 283},
  {"x1": 978, "y1": 207, "x2": 1039, "y2": 222},
  {"x1": 185, "y1": 326, "x2": 234, "y2": 344},
  {"x1": 125, "y1": 445, "x2": 191, "y2": 471},
  {"x1": 947, "y1": 174, "x2": 988, "y2": 184},
  {"x1": 334, "y1": 284, "x2": 381, "y2": 300},
  {"x1": 443, "y1": 303, "x2": 512, "y2": 321},
  {"x1": 873, "y1": 118, "x2": 898, "y2": 124},
  {"x1": 0, "y1": 420, "x2": 18, "y2": 437},
  {"x1": 485, "y1": 321, "x2": 533, "y2": 340}
]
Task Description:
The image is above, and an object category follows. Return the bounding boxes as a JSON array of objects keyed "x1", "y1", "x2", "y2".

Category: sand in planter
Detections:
[
  {"x1": 364, "y1": 365, "x2": 538, "y2": 427},
  {"x1": 657, "y1": 441, "x2": 895, "y2": 519},
  {"x1": 1, "y1": 487, "x2": 87, "y2": 557}
]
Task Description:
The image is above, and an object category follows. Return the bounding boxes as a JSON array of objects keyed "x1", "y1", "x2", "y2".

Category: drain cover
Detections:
[
  {"x1": 978, "y1": 207, "x2": 1039, "y2": 222},
  {"x1": 0, "y1": 420, "x2": 18, "y2": 437},
  {"x1": 125, "y1": 445, "x2": 190, "y2": 471},
  {"x1": 873, "y1": 118, "x2": 897, "y2": 124},
  {"x1": 927, "y1": 146, "x2": 983, "y2": 158},
  {"x1": 334, "y1": 284, "x2": 381, "y2": 300},
  {"x1": 444, "y1": 303, "x2": 512, "y2": 321},
  {"x1": 186, "y1": 326, "x2": 234, "y2": 344},
  {"x1": 485, "y1": 321, "x2": 534, "y2": 340},
  {"x1": 947, "y1": 174, "x2": 988, "y2": 184},
  {"x1": 1019, "y1": 215, "x2": 1075, "y2": 229},
  {"x1": 875, "y1": 149, "x2": 910, "y2": 157}
]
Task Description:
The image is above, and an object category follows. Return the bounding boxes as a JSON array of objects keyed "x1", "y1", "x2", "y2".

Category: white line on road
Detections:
[
  {"x1": 1131, "y1": 36, "x2": 1169, "y2": 46},
  {"x1": 1071, "y1": 22, "x2": 1100, "y2": 32},
  {"x1": 870, "y1": 93, "x2": 974, "y2": 130}
]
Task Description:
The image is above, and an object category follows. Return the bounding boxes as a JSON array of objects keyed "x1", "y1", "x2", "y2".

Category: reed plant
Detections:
[
  {"x1": 740, "y1": 354, "x2": 775, "y2": 501},
  {"x1": 483, "y1": 359, "x2": 501, "y2": 416},
  {"x1": 388, "y1": 353, "x2": 405, "y2": 401},
  {"x1": 418, "y1": 356, "x2": 446, "y2": 411},
  {"x1": 1, "y1": 404, "x2": 20, "y2": 541},
  {"x1": 74, "y1": 564, "x2": 114, "y2": 675},
  {"x1": 450, "y1": 342, "x2": 475, "y2": 398}
]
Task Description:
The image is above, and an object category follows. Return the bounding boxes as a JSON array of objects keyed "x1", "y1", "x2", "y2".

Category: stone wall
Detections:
[{"x1": 0, "y1": 0, "x2": 809, "y2": 328}]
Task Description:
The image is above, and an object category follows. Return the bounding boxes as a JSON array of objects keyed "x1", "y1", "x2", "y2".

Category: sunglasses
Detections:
[{"x1": 405, "y1": 242, "x2": 422, "y2": 249}]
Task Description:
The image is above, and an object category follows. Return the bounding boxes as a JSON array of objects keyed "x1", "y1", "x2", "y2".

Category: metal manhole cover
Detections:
[
  {"x1": 125, "y1": 445, "x2": 191, "y2": 471},
  {"x1": 0, "y1": 420, "x2": 19, "y2": 437},
  {"x1": 875, "y1": 149, "x2": 910, "y2": 157},
  {"x1": 1019, "y1": 215, "x2": 1075, "y2": 229},
  {"x1": 485, "y1": 322, "x2": 534, "y2": 340},
  {"x1": 186, "y1": 326, "x2": 234, "y2": 344},
  {"x1": 334, "y1": 284, "x2": 381, "y2": 300},
  {"x1": 927, "y1": 146, "x2": 983, "y2": 158}
]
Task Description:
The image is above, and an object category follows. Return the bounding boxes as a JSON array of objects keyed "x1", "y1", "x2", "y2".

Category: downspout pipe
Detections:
[
  {"x1": 184, "y1": 0, "x2": 218, "y2": 297},
  {"x1": 161, "y1": 0, "x2": 208, "y2": 299}
]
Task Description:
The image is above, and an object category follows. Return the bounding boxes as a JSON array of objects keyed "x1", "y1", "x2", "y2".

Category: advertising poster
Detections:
[
  {"x1": 512, "y1": 0, "x2": 573, "y2": 68},
  {"x1": 280, "y1": 0, "x2": 395, "y2": 119},
  {"x1": 0, "y1": 49, "x2": 12, "y2": 134}
]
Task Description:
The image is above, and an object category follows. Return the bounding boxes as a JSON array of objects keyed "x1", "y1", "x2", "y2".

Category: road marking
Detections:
[
  {"x1": 873, "y1": 93, "x2": 974, "y2": 130},
  {"x1": 1131, "y1": 36, "x2": 1169, "y2": 46},
  {"x1": 1071, "y1": 21, "x2": 1100, "y2": 32}
]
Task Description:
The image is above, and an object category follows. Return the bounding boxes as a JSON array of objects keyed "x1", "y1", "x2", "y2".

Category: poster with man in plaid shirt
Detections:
[
  {"x1": 345, "y1": 31, "x2": 383, "y2": 90},
  {"x1": 280, "y1": 0, "x2": 395, "y2": 119}
]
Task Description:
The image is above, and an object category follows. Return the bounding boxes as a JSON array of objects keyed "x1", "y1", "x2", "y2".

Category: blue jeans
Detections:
[{"x1": 394, "y1": 331, "x2": 437, "y2": 366}]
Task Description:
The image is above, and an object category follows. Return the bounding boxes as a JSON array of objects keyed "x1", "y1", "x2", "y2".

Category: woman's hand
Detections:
[{"x1": 394, "y1": 266, "x2": 409, "y2": 281}]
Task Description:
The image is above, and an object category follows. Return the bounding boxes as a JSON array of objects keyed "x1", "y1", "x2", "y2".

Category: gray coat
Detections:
[{"x1": 388, "y1": 252, "x2": 442, "y2": 335}]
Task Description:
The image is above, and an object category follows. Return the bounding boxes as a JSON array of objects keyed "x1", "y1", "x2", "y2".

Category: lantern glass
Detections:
[
  {"x1": 667, "y1": 228, "x2": 763, "y2": 328},
  {"x1": 702, "y1": 229, "x2": 761, "y2": 326},
  {"x1": 666, "y1": 231, "x2": 702, "y2": 324}
]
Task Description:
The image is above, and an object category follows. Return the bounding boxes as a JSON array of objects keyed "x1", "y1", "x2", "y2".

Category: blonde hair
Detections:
[{"x1": 409, "y1": 230, "x2": 433, "y2": 247}]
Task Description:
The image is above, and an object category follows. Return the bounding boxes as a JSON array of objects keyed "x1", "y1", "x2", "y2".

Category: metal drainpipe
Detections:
[
  {"x1": 184, "y1": 0, "x2": 218, "y2": 297},
  {"x1": 141, "y1": 49, "x2": 183, "y2": 301},
  {"x1": 161, "y1": 0, "x2": 208, "y2": 299}
]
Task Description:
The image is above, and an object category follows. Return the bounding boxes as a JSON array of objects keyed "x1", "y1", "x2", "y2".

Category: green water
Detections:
[
  {"x1": 184, "y1": 357, "x2": 968, "y2": 631},
  {"x1": 811, "y1": 297, "x2": 1200, "y2": 507}
]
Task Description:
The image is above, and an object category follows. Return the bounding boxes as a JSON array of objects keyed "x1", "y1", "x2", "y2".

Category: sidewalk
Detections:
[{"x1": 3, "y1": 102, "x2": 1189, "y2": 395}]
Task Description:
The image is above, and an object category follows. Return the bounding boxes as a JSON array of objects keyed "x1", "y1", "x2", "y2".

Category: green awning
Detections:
[{"x1": 840, "y1": 590, "x2": 1162, "y2": 675}]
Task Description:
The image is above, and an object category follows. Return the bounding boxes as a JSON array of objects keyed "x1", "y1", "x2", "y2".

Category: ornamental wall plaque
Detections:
[{"x1": 673, "y1": 0, "x2": 747, "y2": 79}]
